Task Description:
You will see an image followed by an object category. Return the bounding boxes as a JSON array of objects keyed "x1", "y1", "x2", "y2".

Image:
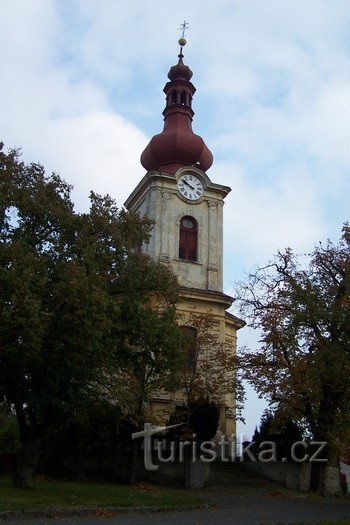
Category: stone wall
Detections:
[{"x1": 246, "y1": 461, "x2": 311, "y2": 491}]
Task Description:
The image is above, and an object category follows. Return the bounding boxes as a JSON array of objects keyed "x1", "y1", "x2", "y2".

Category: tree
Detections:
[
  {"x1": 38, "y1": 400, "x2": 126, "y2": 481},
  {"x1": 103, "y1": 253, "x2": 183, "y2": 483},
  {"x1": 163, "y1": 312, "x2": 242, "y2": 487},
  {"x1": 237, "y1": 225, "x2": 350, "y2": 495},
  {"x1": 166, "y1": 312, "x2": 243, "y2": 445},
  {"x1": 105, "y1": 252, "x2": 182, "y2": 426},
  {"x1": 0, "y1": 412, "x2": 19, "y2": 455},
  {"x1": 251, "y1": 410, "x2": 304, "y2": 460},
  {"x1": 0, "y1": 143, "x2": 181, "y2": 487},
  {"x1": 179, "y1": 312, "x2": 243, "y2": 433},
  {"x1": 167, "y1": 401, "x2": 220, "y2": 443}
]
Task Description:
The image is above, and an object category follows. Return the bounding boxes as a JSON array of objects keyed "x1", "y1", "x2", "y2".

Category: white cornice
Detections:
[{"x1": 124, "y1": 168, "x2": 231, "y2": 210}]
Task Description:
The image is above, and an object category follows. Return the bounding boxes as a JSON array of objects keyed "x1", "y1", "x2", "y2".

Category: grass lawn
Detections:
[{"x1": 0, "y1": 476, "x2": 204, "y2": 512}]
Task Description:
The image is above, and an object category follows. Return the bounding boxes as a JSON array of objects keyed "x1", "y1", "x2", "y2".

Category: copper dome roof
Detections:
[{"x1": 140, "y1": 53, "x2": 213, "y2": 175}]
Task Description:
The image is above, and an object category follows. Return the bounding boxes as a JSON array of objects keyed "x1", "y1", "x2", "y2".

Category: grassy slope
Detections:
[{"x1": 0, "y1": 476, "x2": 203, "y2": 512}]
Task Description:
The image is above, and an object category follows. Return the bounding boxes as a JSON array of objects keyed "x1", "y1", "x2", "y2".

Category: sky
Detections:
[{"x1": 1, "y1": 0, "x2": 349, "y2": 440}]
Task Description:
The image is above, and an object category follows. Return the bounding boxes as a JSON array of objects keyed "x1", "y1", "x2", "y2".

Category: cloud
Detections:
[
  {"x1": 2, "y1": 0, "x2": 348, "y2": 302},
  {"x1": 0, "y1": 0, "x2": 147, "y2": 212},
  {"x1": 28, "y1": 111, "x2": 146, "y2": 211},
  {"x1": 2, "y1": 0, "x2": 349, "y2": 441},
  {"x1": 0, "y1": 0, "x2": 350, "y2": 280}
]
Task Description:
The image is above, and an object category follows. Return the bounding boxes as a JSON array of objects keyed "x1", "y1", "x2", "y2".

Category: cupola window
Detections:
[
  {"x1": 172, "y1": 89, "x2": 177, "y2": 104},
  {"x1": 179, "y1": 216, "x2": 198, "y2": 261}
]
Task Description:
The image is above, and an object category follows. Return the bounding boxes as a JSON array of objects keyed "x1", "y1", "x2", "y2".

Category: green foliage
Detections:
[
  {"x1": 252, "y1": 411, "x2": 304, "y2": 459},
  {"x1": 189, "y1": 401, "x2": 220, "y2": 441},
  {"x1": 166, "y1": 401, "x2": 219, "y2": 442},
  {"x1": 38, "y1": 401, "x2": 135, "y2": 480},
  {"x1": 102, "y1": 251, "x2": 183, "y2": 425},
  {"x1": 0, "y1": 414, "x2": 19, "y2": 454},
  {"x1": 0, "y1": 142, "x2": 182, "y2": 485}
]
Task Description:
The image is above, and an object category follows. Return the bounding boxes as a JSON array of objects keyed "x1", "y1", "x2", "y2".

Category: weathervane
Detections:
[{"x1": 178, "y1": 20, "x2": 189, "y2": 56}]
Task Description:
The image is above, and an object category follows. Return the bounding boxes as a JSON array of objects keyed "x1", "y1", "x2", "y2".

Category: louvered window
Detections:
[{"x1": 179, "y1": 216, "x2": 198, "y2": 261}]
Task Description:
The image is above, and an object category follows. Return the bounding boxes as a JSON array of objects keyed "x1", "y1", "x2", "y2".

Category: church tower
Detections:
[{"x1": 124, "y1": 37, "x2": 244, "y2": 435}]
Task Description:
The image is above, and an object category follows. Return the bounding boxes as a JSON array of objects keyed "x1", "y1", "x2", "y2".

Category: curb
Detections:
[{"x1": 0, "y1": 501, "x2": 217, "y2": 521}]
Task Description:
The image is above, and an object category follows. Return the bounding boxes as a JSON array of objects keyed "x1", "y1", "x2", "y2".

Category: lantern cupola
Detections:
[{"x1": 140, "y1": 39, "x2": 213, "y2": 175}]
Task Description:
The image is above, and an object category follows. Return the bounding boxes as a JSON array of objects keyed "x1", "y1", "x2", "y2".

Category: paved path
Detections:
[{"x1": 6, "y1": 488, "x2": 350, "y2": 524}]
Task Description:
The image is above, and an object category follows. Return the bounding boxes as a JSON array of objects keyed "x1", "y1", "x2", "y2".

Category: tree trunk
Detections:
[
  {"x1": 13, "y1": 434, "x2": 40, "y2": 488},
  {"x1": 129, "y1": 438, "x2": 139, "y2": 485},
  {"x1": 129, "y1": 397, "x2": 144, "y2": 485},
  {"x1": 70, "y1": 421, "x2": 86, "y2": 481},
  {"x1": 183, "y1": 404, "x2": 192, "y2": 489},
  {"x1": 184, "y1": 446, "x2": 191, "y2": 489}
]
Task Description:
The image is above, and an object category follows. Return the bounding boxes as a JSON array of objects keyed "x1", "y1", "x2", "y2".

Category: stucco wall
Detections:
[{"x1": 127, "y1": 167, "x2": 227, "y2": 293}]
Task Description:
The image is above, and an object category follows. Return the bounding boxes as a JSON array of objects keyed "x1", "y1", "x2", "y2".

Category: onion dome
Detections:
[
  {"x1": 141, "y1": 43, "x2": 213, "y2": 175},
  {"x1": 168, "y1": 57, "x2": 193, "y2": 82}
]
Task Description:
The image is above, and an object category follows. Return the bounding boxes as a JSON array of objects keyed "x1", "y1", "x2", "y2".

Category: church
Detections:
[{"x1": 124, "y1": 37, "x2": 244, "y2": 437}]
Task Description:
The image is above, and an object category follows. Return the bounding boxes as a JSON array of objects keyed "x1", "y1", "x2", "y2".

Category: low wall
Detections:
[
  {"x1": 146, "y1": 459, "x2": 210, "y2": 488},
  {"x1": 340, "y1": 461, "x2": 350, "y2": 494},
  {"x1": 38, "y1": 449, "x2": 211, "y2": 488},
  {"x1": 246, "y1": 461, "x2": 311, "y2": 491}
]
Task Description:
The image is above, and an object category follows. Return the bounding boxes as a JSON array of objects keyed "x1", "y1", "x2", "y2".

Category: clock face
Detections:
[{"x1": 177, "y1": 174, "x2": 204, "y2": 201}]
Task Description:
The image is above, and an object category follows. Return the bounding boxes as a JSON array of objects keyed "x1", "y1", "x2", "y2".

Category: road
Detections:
[
  {"x1": 4, "y1": 464, "x2": 350, "y2": 524},
  {"x1": 5, "y1": 487, "x2": 350, "y2": 525}
]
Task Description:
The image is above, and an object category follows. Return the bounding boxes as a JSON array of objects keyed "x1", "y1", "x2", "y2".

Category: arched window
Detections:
[
  {"x1": 180, "y1": 90, "x2": 187, "y2": 105},
  {"x1": 179, "y1": 216, "x2": 198, "y2": 261},
  {"x1": 180, "y1": 326, "x2": 197, "y2": 374}
]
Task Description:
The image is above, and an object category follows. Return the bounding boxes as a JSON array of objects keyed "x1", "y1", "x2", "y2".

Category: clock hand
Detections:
[{"x1": 183, "y1": 180, "x2": 195, "y2": 191}]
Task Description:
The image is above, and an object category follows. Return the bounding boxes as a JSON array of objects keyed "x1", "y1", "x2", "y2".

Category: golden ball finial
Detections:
[{"x1": 178, "y1": 37, "x2": 187, "y2": 47}]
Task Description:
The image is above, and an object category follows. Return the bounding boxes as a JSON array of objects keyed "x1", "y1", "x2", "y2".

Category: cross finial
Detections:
[
  {"x1": 179, "y1": 20, "x2": 190, "y2": 38},
  {"x1": 178, "y1": 20, "x2": 189, "y2": 57}
]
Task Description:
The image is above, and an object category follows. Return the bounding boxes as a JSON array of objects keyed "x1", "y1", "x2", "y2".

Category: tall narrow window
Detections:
[
  {"x1": 180, "y1": 326, "x2": 197, "y2": 374},
  {"x1": 179, "y1": 216, "x2": 198, "y2": 261},
  {"x1": 172, "y1": 89, "x2": 177, "y2": 104}
]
